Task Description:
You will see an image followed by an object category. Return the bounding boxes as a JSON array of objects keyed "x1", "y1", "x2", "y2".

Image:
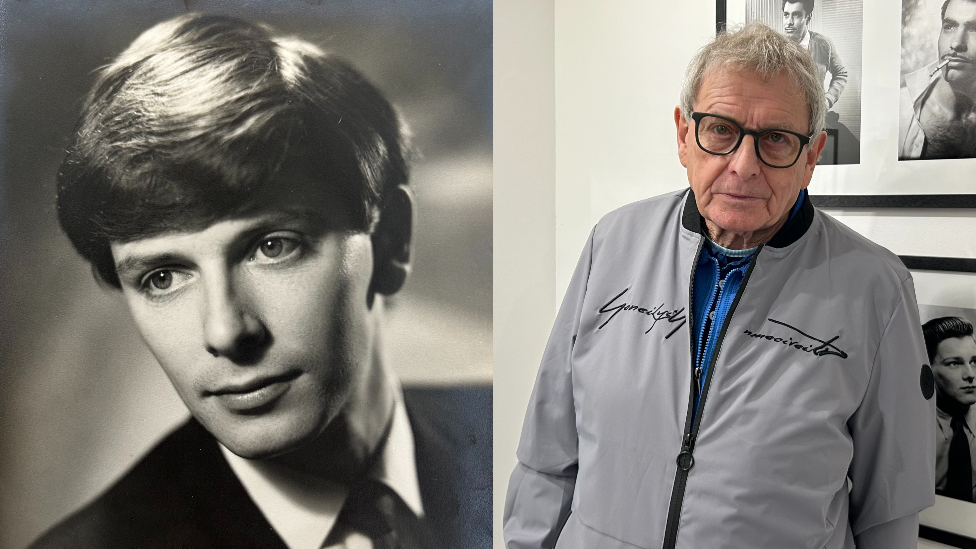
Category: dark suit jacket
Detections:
[{"x1": 30, "y1": 386, "x2": 491, "y2": 549}]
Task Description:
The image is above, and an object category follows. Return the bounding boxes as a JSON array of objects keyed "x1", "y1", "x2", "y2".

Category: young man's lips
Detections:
[{"x1": 208, "y1": 371, "x2": 301, "y2": 413}]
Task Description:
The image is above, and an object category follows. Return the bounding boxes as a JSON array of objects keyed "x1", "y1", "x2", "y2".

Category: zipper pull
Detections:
[
  {"x1": 676, "y1": 438, "x2": 695, "y2": 471},
  {"x1": 694, "y1": 367, "x2": 702, "y2": 386}
]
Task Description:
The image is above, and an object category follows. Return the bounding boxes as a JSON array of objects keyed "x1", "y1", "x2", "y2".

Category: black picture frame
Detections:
[
  {"x1": 920, "y1": 525, "x2": 976, "y2": 549},
  {"x1": 813, "y1": 195, "x2": 976, "y2": 208},
  {"x1": 900, "y1": 256, "x2": 976, "y2": 273},
  {"x1": 715, "y1": 0, "x2": 976, "y2": 209}
]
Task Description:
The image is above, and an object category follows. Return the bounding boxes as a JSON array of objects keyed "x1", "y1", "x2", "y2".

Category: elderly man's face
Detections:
[
  {"x1": 675, "y1": 67, "x2": 823, "y2": 244},
  {"x1": 110, "y1": 169, "x2": 378, "y2": 460},
  {"x1": 932, "y1": 336, "x2": 976, "y2": 407},
  {"x1": 939, "y1": 0, "x2": 976, "y2": 90},
  {"x1": 783, "y1": 2, "x2": 810, "y2": 43}
]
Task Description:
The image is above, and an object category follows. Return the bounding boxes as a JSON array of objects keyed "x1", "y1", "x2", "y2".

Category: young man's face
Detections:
[
  {"x1": 783, "y1": 2, "x2": 810, "y2": 43},
  {"x1": 111, "y1": 172, "x2": 377, "y2": 460},
  {"x1": 932, "y1": 335, "x2": 976, "y2": 407},
  {"x1": 939, "y1": 0, "x2": 976, "y2": 90}
]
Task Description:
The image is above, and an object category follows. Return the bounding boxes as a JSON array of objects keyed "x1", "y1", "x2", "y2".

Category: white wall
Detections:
[
  {"x1": 493, "y1": 1, "x2": 556, "y2": 547},
  {"x1": 554, "y1": 0, "x2": 717, "y2": 299}
]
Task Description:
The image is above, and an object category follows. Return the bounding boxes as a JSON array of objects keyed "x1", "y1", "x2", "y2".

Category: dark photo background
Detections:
[{"x1": 0, "y1": 1, "x2": 491, "y2": 547}]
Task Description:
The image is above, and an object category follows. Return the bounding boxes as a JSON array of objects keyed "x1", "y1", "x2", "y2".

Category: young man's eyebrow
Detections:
[
  {"x1": 114, "y1": 253, "x2": 186, "y2": 278},
  {"x1": 241, "y1": 208, "x2": 343, "y2": 236},
  {"x1": 237, "y1": 206, "x2": 337, "y2": 225}
]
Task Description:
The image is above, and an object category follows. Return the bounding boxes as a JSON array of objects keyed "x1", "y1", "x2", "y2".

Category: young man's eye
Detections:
[
  {"x1": 139, "y1": 269, "x2": 191, "y2": 297},
  {"x1": 149, "y1": 270, "x2": 173, "y2": 290},
  {"x1": 250, "y1": 234, "x2": 303, "y2": 262}
]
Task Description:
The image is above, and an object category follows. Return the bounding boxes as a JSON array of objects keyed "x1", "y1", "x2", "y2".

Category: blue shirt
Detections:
[{"x1": 691, "y1": 190, "x2": 806, "y2": 416}]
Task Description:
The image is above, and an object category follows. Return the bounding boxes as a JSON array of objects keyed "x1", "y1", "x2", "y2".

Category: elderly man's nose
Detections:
[
  {"x1": 203, "y1": 284, "x2": 268, "y2": 361},
  {"x1": 729, "y1": 134, "x2": 762, "y2": 178}
]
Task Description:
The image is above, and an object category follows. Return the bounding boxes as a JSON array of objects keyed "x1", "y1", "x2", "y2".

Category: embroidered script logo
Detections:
[
  {"x1": 743, "y1": 318, "x2": 848, "y2": 359},
  {"x1": 597, "y1": 288, "x2": 687, "y2": 339}
]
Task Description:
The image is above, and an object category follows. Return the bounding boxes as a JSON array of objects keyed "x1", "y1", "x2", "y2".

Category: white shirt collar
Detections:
[
  {"x1": 799, "y1": 30, "x2": 811, "y2": 50},
  {"x1": 220, "y1": 386, "x2": 424, "y2": 549}
]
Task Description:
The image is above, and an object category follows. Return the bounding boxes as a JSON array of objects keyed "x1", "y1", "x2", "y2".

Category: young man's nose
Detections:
[
  {"x1": 203, "y1": 279, "x2": 269, "y2": 361},
  {"x1": 963, "y1": 364, "x2": 976, "y2": 381},
  {"x1": 950, "y1": 30, "x2": 969, "y2": 53}
]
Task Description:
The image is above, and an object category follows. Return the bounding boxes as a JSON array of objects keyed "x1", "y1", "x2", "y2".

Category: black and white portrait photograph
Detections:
[
  {"x1": 913, "y1": 270, "x2": 976, "y2": 546},
  {"x1": 0, "y1": 2, "x2": 491, "y2": 548},
  {"x1": 737, "y1": 0, "x2": 863, "y2": 165},
  {"x1": 920, "y1": 306, "x2": 976, "y2": 505},
  {"x1": 900, "y1": 0, "x2": 976, "y2": 161}
]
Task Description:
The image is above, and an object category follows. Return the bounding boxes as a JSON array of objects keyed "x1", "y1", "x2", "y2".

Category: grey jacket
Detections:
[{"x1": 504, "y1": 189, "x2": 935, "y2": 549}]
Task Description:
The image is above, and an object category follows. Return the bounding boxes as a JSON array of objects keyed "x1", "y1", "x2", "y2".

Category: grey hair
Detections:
[{"x1": 679, "y1": 22, "x2": 825, "y2": 135}]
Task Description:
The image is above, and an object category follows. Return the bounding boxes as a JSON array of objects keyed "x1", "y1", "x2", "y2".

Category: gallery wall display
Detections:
[
  {"x1": 718, "y1": 0, "x2": 976, "y2": 208},
  {"x1": 911, "y1": 266, "x2": 976, "y2": 547},
  {"x1": 718, "y1": 0, "x2": 976, "y2": 543}
]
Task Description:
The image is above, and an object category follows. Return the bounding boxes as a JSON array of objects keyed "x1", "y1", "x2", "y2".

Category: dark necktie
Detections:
[
  {"x1": 945, "y1": 415, "x2": 974, "y2": 502},
  {"x1": 329, "y1": 479, "x2": 401, "y2": 549}
]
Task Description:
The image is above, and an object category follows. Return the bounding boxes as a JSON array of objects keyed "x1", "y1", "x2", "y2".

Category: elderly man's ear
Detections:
[
  {"x1": 675, "y1": 106, "x2": 691, "y2": 168},
  {"x1": 803, "y1": 130, "x2": 828, "y2": 179},
  {"x1": 370, "y1": 184, "x2": 414, "y2": 297}
]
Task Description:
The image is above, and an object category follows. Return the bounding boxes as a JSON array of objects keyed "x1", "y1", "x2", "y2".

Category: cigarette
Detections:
[{"x1": 931, "y1": 59, "x2": 950, "y2": 77}]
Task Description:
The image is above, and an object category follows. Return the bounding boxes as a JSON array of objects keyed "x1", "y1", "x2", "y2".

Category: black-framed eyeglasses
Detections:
[{"x1": 690, "y1": 111, "x2": 812, "y2": 169}]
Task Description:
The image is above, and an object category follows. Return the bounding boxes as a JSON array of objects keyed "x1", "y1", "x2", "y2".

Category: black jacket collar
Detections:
[{"x1": 680, "y1": 189, "x2": 814, "y2": 249}]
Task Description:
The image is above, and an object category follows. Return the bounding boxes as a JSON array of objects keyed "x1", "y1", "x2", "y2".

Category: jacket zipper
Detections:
[{"x1": 661, "y1": 242, "x2": 762, "y2": 549}]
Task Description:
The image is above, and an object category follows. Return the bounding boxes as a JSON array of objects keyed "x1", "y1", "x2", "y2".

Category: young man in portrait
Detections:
[
  {"x1": 900, "y1": 0, "x2": 976, "y2": 159},
  {"x1": 782, "y1": 0, "x2": 847, "y2": 111},
  {"x1": 30, "y1": 13, "x2": 489, "y2": 549},
  {"x1": 923, "y1": 316, "x2": 976, "y2": 503}
]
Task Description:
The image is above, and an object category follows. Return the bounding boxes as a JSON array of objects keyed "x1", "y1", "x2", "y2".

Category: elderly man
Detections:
[
  {"x1": 504, "y1": 23, "x2": 934, "y2": 549},
  {"x1": 900, "y1": 0, "x2": 976, "y2": 159},
  {"x1": 29, "y1": 14, "x2": 490, "y2": 549},
  {"x1": 782, "y1": 0, "x2": 848, "y2": 110},
  {"x1": 923, "y1": 317, "x2": 976, "y2": 502}
]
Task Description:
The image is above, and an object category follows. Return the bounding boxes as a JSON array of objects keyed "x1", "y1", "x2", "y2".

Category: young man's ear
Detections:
[{"x1": 369, "y1": 184, "x2": 414, "y2": 297}]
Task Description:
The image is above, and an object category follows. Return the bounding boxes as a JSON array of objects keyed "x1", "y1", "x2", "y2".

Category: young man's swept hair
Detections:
[
  {"x1": 922, "y1": 316, "x2": 975, "y2": 362},
  {"x1": 781, "y1": 0, "x2": 815, "y2": 16},
  {"x1": 57, "y1": 13, "x2": 410, "y2": 287}
]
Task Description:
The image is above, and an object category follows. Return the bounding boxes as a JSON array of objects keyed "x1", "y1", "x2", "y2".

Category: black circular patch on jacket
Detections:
[{"x1": 920, "y1": 364, "x2": 935, "y2": 400}]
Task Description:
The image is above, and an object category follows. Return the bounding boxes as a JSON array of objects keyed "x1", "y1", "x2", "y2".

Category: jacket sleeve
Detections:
[
  {"x1": 825, "y1": 37, "x2": 847, "y2": 109},
  {"x1": 503, "y1": 230, "x2": 594, "y2": 549},
  {"x1": 846, "y1": 275, "x2": 936, "y2": 539}
]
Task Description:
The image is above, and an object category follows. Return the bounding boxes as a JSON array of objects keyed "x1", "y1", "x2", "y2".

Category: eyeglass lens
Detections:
[{"x1": 697, "y1": 115, "x2": 802, "y2": 168}]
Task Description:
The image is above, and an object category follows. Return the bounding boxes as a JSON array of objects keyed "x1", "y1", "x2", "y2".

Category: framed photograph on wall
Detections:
[
  {"x1": 717, "y1": 0, "x2": 976, "y2": 208},
  {"x1": 722, "y1": 0, "x2": 864, "y2": 166},
  {"x1": 0, "y1": 1, "x2": 492, "y2": 547},
  {"x1": 908, "y1": 265, "x2": 976, "y2": 547}
]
